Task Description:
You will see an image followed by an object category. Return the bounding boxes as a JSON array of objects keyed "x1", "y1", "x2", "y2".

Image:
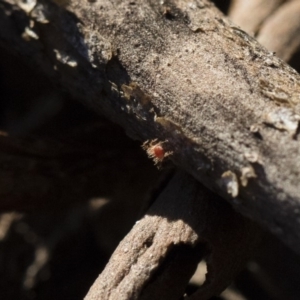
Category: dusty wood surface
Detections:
[
  {"x1": 85, "y1": 171, "x2": 260, "y2": 300},
  {"x1": 1, "y1": 0, "x2": 300, "y2": 253}
]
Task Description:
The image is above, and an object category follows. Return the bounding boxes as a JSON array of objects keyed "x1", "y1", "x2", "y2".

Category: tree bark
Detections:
[{"x1": 1, "y1": 0, "x2": 300, "y2": 253}]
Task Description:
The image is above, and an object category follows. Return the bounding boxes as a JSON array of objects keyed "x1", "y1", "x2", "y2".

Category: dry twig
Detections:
[{"x1": 85, "y1": 172, "x2": 260, "y2": 300}]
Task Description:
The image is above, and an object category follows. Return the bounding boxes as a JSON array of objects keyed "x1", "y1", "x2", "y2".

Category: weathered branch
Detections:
[
  {"x1": 229, "y1": 0, "x2": 300, "y2": 63},
  {"x1": 257, "y1": 0, "x2": 300, "y2": 62},
  {"x1": 1, "y1": 0, "x2": 300, "y2": 253},
  {"x1": 85, "y1": 171, "x2": 260, "y2": 300},
  {"x1": 228, "y1": 0, "x2": 287, "y2": 34}
]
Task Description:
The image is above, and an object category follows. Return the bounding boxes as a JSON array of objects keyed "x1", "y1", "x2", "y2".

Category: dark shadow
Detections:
[
  {"x1": 211, "y1": 0, "x2": 231, "y2": 14},
  {"x1": 289, "y1": 50, "x2": 300, "y2": 74}
]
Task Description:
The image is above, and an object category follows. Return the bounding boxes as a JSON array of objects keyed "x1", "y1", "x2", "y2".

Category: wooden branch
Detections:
[
  {"x1": 257, "y1": 0, "x2": 300, "y2": 62},
  {"x1": 228, "y1": 0, "x2": 287, "y2": 34},
  {"x1": 1, "y1": 0, "x2": 300, "y2": 253},
  {"x1": 85, "y1": 171, "x2": 260, "y2": 300},
  {"x1": 229, "y1": 0, "x2": 300, "y2": 63}
]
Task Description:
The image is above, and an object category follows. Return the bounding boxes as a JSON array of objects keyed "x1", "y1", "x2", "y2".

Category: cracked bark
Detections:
[{"x1": 1, "y1": 0, "x2": 300, "y2": 254}]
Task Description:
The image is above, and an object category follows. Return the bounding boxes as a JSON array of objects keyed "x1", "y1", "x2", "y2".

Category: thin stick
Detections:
[{"x1": 85, "y1": 172, "x2": 260, "y2": 300}]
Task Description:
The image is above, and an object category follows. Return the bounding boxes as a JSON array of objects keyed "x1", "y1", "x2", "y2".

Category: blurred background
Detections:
[{"x1": 0, "y1": 0, "x2": 300, "y2": 299}]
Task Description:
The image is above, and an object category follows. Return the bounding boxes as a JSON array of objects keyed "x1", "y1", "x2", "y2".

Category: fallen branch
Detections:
[
  {"x1": 85, "y1": 171, "x2": 260, "y2": 300},
  {"x1": 1, "y1": 0, "x2": 300, "y2": 252}
]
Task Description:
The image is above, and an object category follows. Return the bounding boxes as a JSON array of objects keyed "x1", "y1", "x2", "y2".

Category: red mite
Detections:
[
  {"x1": 142, "y1": 139, "x2": 171, "y2": 165},
  {"x1": 152, "y1": 145, "x2": 165, "y2": 160}
]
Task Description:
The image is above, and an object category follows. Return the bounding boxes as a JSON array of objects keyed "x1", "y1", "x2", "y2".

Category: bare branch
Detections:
[
  {"x1": 257, "y1": 0, "x2": 300, "y2": 62},
  {"x1": 228, "y1": 0, "x2": 287, "y2": 34},
  {"x1": 85, "y1": 172, "x2": 260, "y2": 300}
]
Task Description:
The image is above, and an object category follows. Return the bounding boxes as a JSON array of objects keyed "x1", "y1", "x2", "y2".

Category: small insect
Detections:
[{"x1": 142, "y1": 139, "x2": 172, "y2": 165}]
